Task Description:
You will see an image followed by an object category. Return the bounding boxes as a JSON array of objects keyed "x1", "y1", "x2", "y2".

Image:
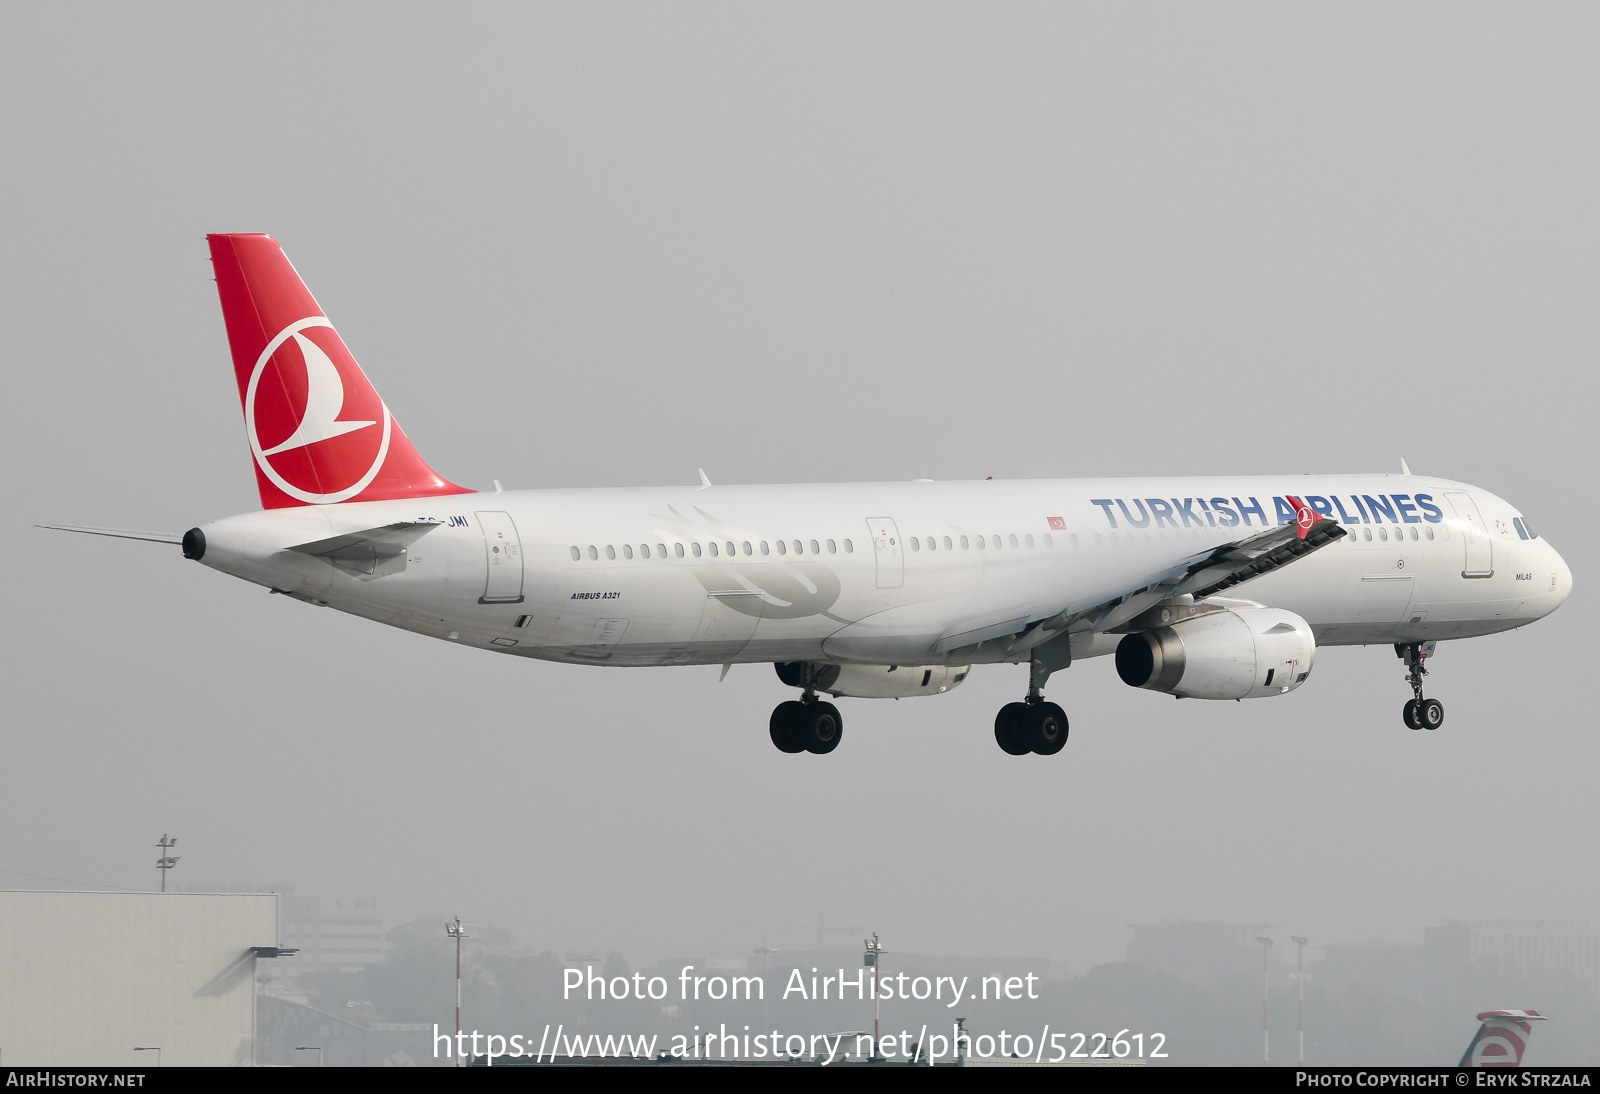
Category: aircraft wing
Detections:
[
  {"x1": 935, "y1": 496, "x2": 1345, "y2": 659},
  {"x1": 1165, "y1": 503, "x2": 1346, "y2": 599},
  {"x1": 1081, "y1": 495, "x2": 1347, "y2": 632}
]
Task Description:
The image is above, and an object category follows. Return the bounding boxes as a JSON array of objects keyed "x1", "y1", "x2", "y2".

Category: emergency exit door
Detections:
[
  {"x1": 1445, "y1": 492, "x2": 1493, "y2": 578},
  {"x1": 865, "y1": 517, "x2": 903, "y2": 589},
  {"x1": 477, "y1": 511, "x2": 525, "y2": 603}
]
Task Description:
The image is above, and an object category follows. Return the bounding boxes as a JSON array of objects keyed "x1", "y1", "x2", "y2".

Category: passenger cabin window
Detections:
[
  {"x1": 570, "y1": 546, "x2": 580, "y2": 560},
  {"x1": 1025, "y1": 534, "x2": 1034, "y2": 548},
  {"x1": 708, "y1": 542, "x2": 719, "y2": 557},
  {"x1": 760, "y1": 540, "x2": 770, "y2": 555},
  {"x1": 657, "y1": 543, "x2": 667, "y2": 557},
  {"x1": 1425, "y1": 527, "x2": 1434, "y2": 540},
  {"x1": 1009, "y1": 534, "x2": 1019, "y2": 548},
  {"x1": 776, "y1": 540, "x2": 786, "y2": 555},
  {"x1": 675, "y1": 543, "x2": 685, "y2": 557},
  {"x1": 692, "y1": 543, "x2": 702, "y2": 557},
  {"x1": 623, "y1": 544, "x2": 633, "y2": 559},
  {"x1": 943, "y1": 536, "x2": 953, "y2": 550},
  {"x1": 910, "y1": 537, "x2": 920, "y2": 552},
  {"x1": 1043, "y1": 534, "x2": 1052, "y2": 547},
  {"x1": 827, "y1": 539, "x2": 837, "y2": 553},
  {"x1": 843, "y1": 539, "x2": 854, "y2": 553},
  {"x1": 960, "y1": 536, "x2": 969, "y2": 549},
  {"x1": 606, "y1": 545, "x2": 616, "y2": 560},
  {"x1": 727, "y1": 541, "x2": 736, "y2": 556},
  {"x1": 587, "y1": 545, "x2": 598, "y2": 560},
  {"x1": 743, "y1": 541, "x2": 753, "y2": 555},
  {"x1": 793, "y1": 540, "x2": 804, "y2": 555},
  {"x1": 640, "y1": 544, "x2": 651, "y2": 558},
  {"x1": 976, "y1": 535, "x2": 986, "y2": 549},
  {"x1": 809, "y1": 539, "x2": 820, "y2": 554}
]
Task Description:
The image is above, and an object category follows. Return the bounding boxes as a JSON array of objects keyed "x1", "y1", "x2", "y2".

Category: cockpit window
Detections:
[
  {"x1": 1513, "y1": 518, "x2": 1528, "y2": 540},
  {"x1": 1521, "y1": 517, "x2": 1538, "y2": 539}
]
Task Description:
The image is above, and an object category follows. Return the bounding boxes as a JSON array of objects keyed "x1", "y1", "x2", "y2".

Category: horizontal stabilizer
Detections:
[
  {"x1": 38, "y1": 524, "x2": 182, "y2": 545},
  {"x1": 288, "y1": 519, "x2": 442, "y2": 579}
]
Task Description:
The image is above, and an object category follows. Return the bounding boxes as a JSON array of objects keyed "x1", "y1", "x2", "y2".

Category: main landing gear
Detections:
[
  {"x1": 769, "y1": 664, "x2": 843, "y2": 754},
  {"x1": 994, "y1": 697, "x2": 1068, "y2": 756},
  {"x1": 994, "y1": 634, "x2": 1073, "y2": 756},
  {"x1": 1397, "y1": 642, "x2": 1444, "y2": 731}
]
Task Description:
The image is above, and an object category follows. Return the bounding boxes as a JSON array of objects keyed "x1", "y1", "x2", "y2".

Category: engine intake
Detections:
[
  {"x1": 775, "y1": 662, "x2": 969, "y2": 699},
  {"x1": 1115, "y1": 607, "x2": 1315, "y2": 700}
]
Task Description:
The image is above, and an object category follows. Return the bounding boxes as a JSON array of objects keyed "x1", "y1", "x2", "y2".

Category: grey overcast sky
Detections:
[{"x1": 1, "y1": 3, "x2": 1595, "y2": 968}]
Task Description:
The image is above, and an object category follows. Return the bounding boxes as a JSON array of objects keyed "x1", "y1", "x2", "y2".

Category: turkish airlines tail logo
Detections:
[
  {"x1": 207, "y1": 234, "x2": 473, "y2": 508},
  {"x1": 1459, "y1": 1011, "x2": 1546, "y2": 1067}
]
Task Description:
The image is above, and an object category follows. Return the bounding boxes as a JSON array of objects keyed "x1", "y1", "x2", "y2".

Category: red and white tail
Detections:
[
  {"x1": 1459, "y1": 1010, "x2": 1546, "y2": 1067},
  {"x1": 207, "y1": 234, "x2": 473, "y2": 509}
]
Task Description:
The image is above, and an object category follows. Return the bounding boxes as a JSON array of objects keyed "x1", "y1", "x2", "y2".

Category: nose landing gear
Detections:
[{"x1": 1397, "y1": 642, "x2": 1443, "y2": 730}]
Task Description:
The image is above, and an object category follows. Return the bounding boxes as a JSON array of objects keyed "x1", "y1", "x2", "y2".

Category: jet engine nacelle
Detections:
[
  {"x1": 1114, "y1": 607, "x2": 1316, "y2": 700},
  {"x1": 775, "y1": 662, "x2": 970, "y2": 699}
]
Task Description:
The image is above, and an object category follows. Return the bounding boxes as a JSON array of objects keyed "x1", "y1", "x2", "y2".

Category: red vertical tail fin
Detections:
[
  {"x1": 1459, "y1": 1010, "x2": 1546, "y2": 1067},
  {"x1": 206, "y1": 234, "x2": 473, "y2": 508}
]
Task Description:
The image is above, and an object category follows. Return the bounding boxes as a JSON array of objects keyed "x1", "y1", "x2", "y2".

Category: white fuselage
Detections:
[{"x1": 191, "y1": 474, "x2": 1571, "y2": 675}]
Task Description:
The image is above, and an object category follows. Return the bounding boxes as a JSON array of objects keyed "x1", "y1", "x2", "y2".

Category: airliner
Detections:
[{"x1": 46, "y1": 235, "x2": 1573, "y2": 756}]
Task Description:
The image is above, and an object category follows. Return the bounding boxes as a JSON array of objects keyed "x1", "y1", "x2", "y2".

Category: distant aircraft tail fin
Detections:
[
  {"x1": 1459, "y1": 1010, "x2": 1546, "y2": 1067},
  {"x1": 206, "y1": 234, "x2": 473, "y2": 509}
]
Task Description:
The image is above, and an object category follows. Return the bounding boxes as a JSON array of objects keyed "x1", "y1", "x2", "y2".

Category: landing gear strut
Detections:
[
  {"x1": 769, "y1": 666, "x2": 844, "y2": 754},
  {"x1": 994, "y1": 644, "x2": 1070, "y2": 756},
  {"x1": 1397, "y1": 642, "x2": 1443, "y2": 730}
]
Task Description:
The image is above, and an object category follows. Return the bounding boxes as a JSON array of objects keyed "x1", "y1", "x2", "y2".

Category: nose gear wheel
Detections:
[{"x1": 1397, "y1": 643, "x2": 1444, "y2": 730}]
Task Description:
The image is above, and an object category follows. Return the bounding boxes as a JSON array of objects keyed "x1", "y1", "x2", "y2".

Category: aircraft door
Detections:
[
  {"x1": 865, "y1": 517, "x2": 904, "y2": 589},
  {"x1": 476, "y1": 511, "x2": 525, "y2": 603},
  {"x1": 1445, "y1": 492, "x2": 1493, "y2": 578}
]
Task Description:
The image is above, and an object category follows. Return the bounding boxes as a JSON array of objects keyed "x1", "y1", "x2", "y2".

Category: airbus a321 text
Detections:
[{"x1": 46, "y1": 235, "x2": 1573, "y2": 756}]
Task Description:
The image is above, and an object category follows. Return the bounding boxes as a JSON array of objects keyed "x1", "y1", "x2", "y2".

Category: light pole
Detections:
[
  {"x1": 446, "y1": 917, "x2": 468, "y2": 1067},
  {"x1": 155, "y1": 835, "x2": 179, "y2": 892},
  {"x1": 863, "y1": 934, "x2": 884, "y2": 1061},
  {"x1": 1255, "y1": 936, "x2": 1273, "y2": 1065},
  {"x1": 753, "y1": 947, "x2": 777, "y2": 1034},
  {"x1": 133, "y1": 1047, "x2": 160, "y2": 1067},
  {"x1": 1291, "y1": 936, "x2": 1309, "y2": 1065},
  {"x1": 295, "y1": 1046, "x2": 324, "y2": 1067}
]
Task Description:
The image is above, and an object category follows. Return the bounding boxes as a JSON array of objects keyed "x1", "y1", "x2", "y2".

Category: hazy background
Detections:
[{"x1": 2, "y1": 0, "x2": 1595, "y2": 1030}]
